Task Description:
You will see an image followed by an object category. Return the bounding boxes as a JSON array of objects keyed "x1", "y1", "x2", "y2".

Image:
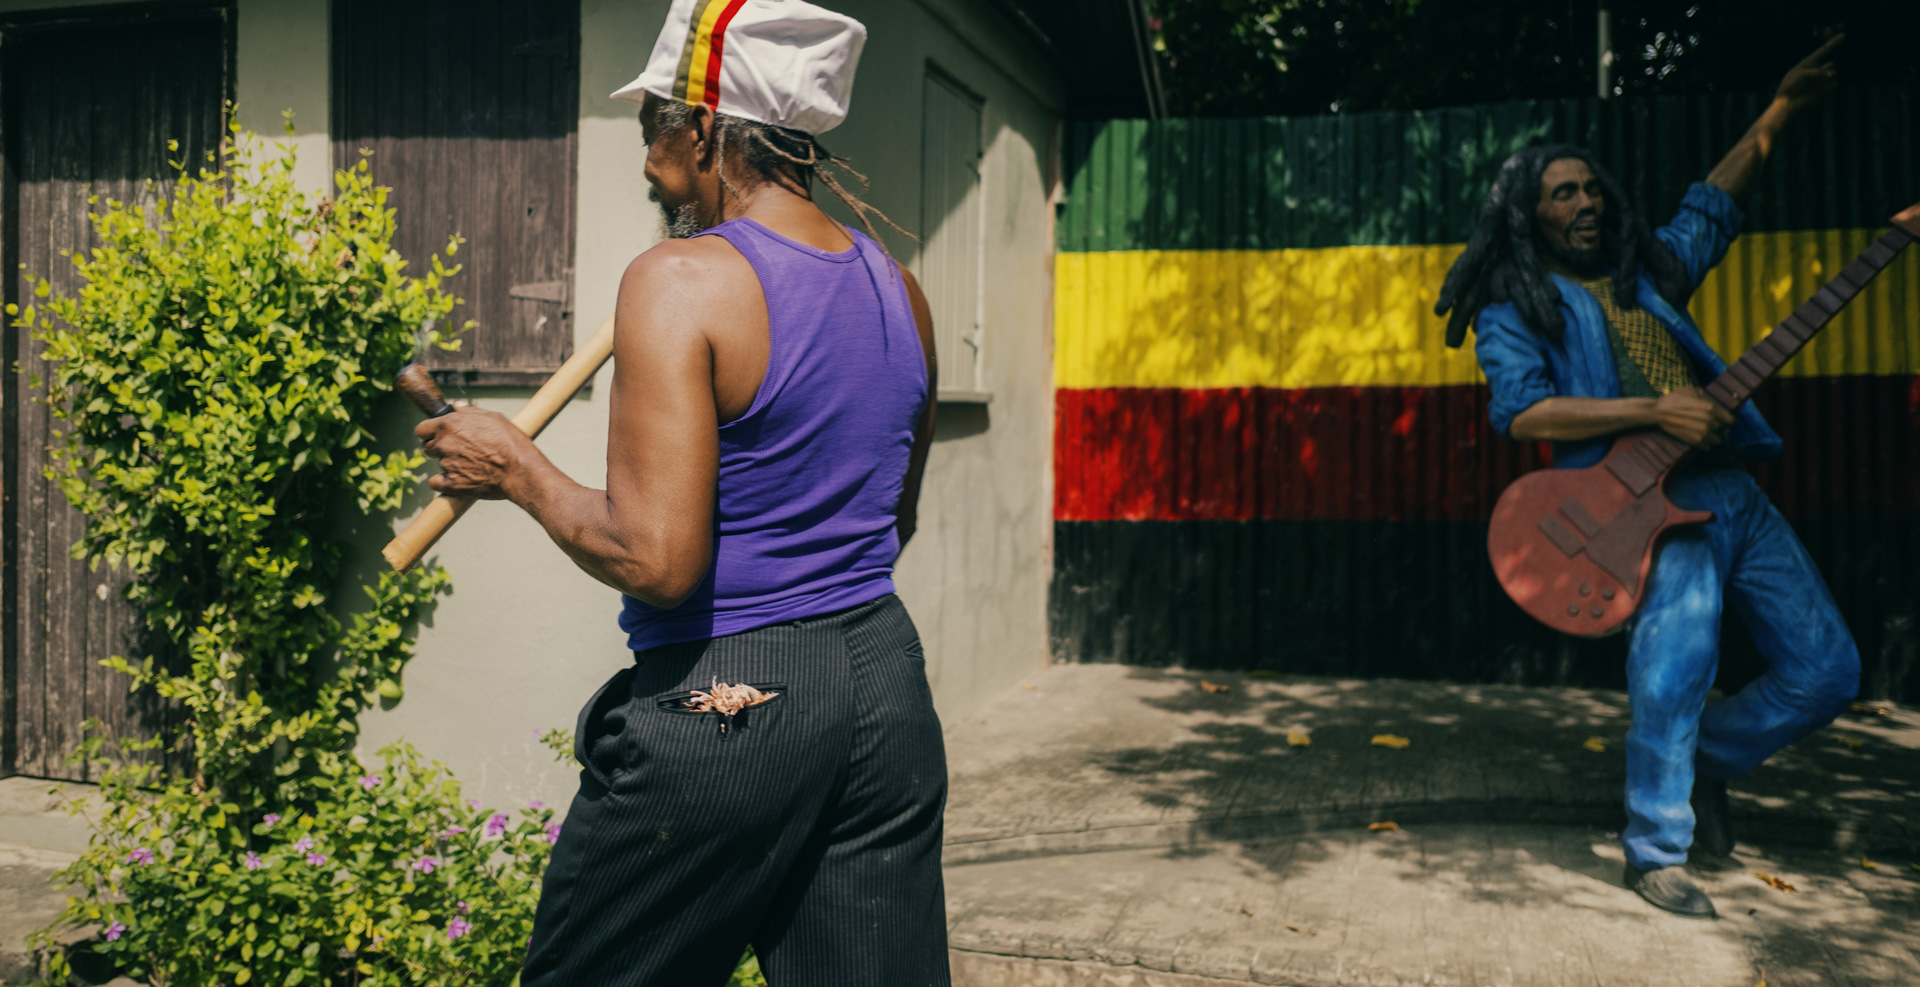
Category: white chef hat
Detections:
[{"x1": 611, "y1": 0, "x2": 867, "y2": 136}]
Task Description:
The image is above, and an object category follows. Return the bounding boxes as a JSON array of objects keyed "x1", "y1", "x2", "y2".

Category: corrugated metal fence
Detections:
[{"x1": 1050, "y1": 90, "x2": 1920, "y2": 701}]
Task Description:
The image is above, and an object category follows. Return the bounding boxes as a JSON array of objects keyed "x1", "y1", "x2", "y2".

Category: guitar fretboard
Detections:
[
  {"x1": 1603, "y1": 207, "x2": 1918, "y2": 496},
  {"x1": 1704, "y1": 225, "x2": 1916, "y2": 409}
]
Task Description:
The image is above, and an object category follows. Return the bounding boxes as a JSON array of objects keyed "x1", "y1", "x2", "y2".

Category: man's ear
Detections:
[{"x1": 690, "y1": 105, "x2": 718, "y2": 166}]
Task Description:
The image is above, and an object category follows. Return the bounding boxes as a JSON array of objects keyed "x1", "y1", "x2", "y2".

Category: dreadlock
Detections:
[
  {"x1": 652, "y1": 100, "x2": 914, "y2": 251},
  {"x1": 1433, "y1": 144, "x2": 1691, "y2": 348}
]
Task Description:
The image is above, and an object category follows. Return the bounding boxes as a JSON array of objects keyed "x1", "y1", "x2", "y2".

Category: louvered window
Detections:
[{"x1": 332, "y1": 0, "x2": 580, "y2": 386}]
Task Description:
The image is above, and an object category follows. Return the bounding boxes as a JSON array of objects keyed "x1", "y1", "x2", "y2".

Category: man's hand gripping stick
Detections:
[{"x1": 383, "y1": 316, "x2": 617, "y2": 571}]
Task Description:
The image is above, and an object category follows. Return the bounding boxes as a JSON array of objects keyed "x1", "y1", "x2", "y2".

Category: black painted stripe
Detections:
[{"x1": 1050, "y1": 519, "x2": 1919, "y2": 702}]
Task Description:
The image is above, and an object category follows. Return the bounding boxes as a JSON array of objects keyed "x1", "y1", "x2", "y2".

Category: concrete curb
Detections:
[{"x1": 944, "y1": 798, "x2": 1919, "y2": 865}]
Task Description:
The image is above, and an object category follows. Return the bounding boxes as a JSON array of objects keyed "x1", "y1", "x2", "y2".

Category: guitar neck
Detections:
[
  {"x1": 1703, "y1": 214, "x2": 1920, "y2": 411},
  {"x1": 1604, "y1": 205, "x2": 1919, "y2": 487}
]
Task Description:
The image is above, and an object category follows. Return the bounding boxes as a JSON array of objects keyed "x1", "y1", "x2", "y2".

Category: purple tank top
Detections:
[{"x1": 619, "y1": 218, "x2": 928, "y2": 650}]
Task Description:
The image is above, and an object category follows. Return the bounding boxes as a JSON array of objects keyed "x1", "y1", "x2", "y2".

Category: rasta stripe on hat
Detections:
[
  {"x1": 613, "y1": 0, "x2": 866, "y2": 135},
  {"x1": 672, "y1": 0, "x2": 751, "y2": 108}
]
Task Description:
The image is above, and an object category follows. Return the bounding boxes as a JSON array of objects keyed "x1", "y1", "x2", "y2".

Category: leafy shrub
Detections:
[
  {"x1": 10, "y1": 120, "x2": 570, "y2": 986},
  {"x1": 46, "y1": 741, "x2": 558, "y2": 986},
  {"x1": 20, "y1": 120, "x2": 458, "y2": 800}
]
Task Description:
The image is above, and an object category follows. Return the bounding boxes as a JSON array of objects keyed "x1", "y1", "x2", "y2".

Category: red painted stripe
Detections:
[
  {"x1": 1055, "y1": 378, "x2": 1920, "y2": 523},
  {"x1": 702, "y1": 0, "x2": 751, "y2": 110}
]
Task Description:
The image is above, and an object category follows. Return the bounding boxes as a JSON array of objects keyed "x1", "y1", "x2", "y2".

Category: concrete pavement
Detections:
[{"x1": 942, "y1": 665, "x2": 1920, "y2": 986}]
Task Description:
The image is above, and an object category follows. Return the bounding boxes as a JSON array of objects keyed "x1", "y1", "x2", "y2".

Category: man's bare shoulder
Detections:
[{"x1": 622, "y1": 236, "x2": 755, "y2": 299}]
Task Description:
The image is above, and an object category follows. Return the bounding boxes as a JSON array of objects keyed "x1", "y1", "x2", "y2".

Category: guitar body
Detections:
[{"x1": 1488, "y1": 433, "x2": 1712, "y2": 638}]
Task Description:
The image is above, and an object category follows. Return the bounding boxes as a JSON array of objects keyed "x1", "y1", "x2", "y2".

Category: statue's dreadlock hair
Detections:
[
  {"x1": 652, "y1": 100, "x2": 914, "y2": 251},
  {"x1": 1433, "y1": 144, "x2": 1690, "y2": 348}
]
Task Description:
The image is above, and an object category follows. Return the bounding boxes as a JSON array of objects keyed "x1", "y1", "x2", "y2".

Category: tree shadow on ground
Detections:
[{"x1": 1080, "y1": 666, "x2": 1920, "y2": 977}]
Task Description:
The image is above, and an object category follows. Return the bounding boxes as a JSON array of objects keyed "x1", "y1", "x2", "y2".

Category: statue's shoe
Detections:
[
  {"x1": 1691, "y1": 776, "x2": 1735, "y2": 858},
  {"x1": 1626, "y1": 863, "x2": 1718, "y2": 918}
]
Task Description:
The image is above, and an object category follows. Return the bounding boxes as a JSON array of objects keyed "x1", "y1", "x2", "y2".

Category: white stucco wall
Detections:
[{"x1": 2, "y1": 0, "x2": 1059, "y2": 809}]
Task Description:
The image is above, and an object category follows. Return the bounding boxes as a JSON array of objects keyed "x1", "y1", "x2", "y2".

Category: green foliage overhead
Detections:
[{"x1": 1145, "y1": 0, "x2": 1905, "y2": 118}]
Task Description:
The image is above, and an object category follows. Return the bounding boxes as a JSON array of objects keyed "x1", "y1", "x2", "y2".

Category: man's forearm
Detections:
[
  {"x1": 1509, "y1": 396, "x2": 1659, "y2": 442},
  {"x1": 1705, "y1": 97, "x2": 1792, "y2": 203}
]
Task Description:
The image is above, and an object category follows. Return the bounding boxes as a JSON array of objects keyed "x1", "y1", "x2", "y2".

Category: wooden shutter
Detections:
[
  {"x1": 2, "y1": 8, "x2": 227, "y2": 780},
  {"x1": 331, "y1": 0, "x2": 580, "y2": 387},
  {"x1": 920, "y1": 70, "x2": 986, "y2": 399}
]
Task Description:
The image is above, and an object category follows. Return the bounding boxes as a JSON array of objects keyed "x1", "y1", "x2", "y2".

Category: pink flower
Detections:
[
  {"x1": 243, "y1": 852, "x2": 263, "y2": 871},
  {"x1": 465, "y1": 799, "x2": 481, "y2": 811},
  {"x1": 447, "y1": 917, "x2": 472, "y2": 941},
  {"x1": 528, "y1": 800, "x2": 546, "y2": 809},
  {"x1": 443, "y1": 825, "x2": 467, "y2": 839},
  {"x1": 411, "y1": 857, "x2": 439, "y2": 874},
  {"x1": 546, "y1": 822, "x2": 562, "y2": 845},
  {"x1": 292, "y1": 836, "x2": 314, "y2": 852},
  {"x1": 485, "y1": 813, "x2": 508, "y2": 838},
  {"x1": 125, "y1": 848, "x2": 155, "y2": 865},
  {"x1": 456, "y1": 901, "x2": 470, "y2": 915},
  {"x1": 358, "y1": 774, "x2": 381, "y2": 790},
  {"x1": 105, "y1": 921, "x2": 126, "y2": 942},
  {"x1": 262, "y1": 813, "x2": 282, "y2": 827},
  {"x1": 305, "y1": 852, "x2": 328, "y2": 866}
]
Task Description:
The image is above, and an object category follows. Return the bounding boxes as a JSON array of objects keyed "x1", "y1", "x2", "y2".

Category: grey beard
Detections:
[
  {"x1": 661, "y1": 201, "x2": 706, "y2": 239},
  {"x1": 649, "y1": 186, "x2": 708, "y2": 239}
]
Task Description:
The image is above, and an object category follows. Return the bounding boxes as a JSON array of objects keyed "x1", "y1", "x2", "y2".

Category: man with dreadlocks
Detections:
[
  {"x1": 416, "y1": 2, "x2": 948, "y2": 983},
  {"x1": 1435, "y1": 37, "x2": 1854, "y2": 919}
]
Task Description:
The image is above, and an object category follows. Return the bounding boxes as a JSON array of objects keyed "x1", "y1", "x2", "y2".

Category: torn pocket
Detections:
[{"x1": 655, "y1": 681, "x2": 786, "y2": 736}]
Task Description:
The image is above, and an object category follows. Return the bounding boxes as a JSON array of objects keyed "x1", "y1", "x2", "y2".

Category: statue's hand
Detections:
[{"x1": 1776, "y1": 35, "x2": 1842, "y2": 116}]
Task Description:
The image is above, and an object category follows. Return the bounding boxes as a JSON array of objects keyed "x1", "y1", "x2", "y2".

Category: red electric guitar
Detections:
[{"x1": 1489, "y1": 203, "x2": 1920, "y2": 637}]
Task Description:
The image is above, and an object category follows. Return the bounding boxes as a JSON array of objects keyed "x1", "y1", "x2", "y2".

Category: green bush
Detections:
[{"x1": 12, "y1": 119, "x2": 571, "y2": 986}]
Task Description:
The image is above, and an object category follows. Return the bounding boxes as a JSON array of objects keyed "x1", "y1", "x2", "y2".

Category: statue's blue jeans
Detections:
[{"x1": 1621, "y1": 466, "x2": 1860, "y2": 872}]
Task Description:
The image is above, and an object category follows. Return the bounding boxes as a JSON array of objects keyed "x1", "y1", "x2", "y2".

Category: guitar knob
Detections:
[
  {"x1": 1601, "y1": 587, "x2": 1616, "y2": 601},
  {"x1": 1566, "y1": 604, "x2": 1581, "y2": 617},
  {"x1": 1590, "y1": 606, "x2": 1605, "y2": 618},
  {"x1": 1578, "y1": 583, "x2": 1592, "y2": 597}
]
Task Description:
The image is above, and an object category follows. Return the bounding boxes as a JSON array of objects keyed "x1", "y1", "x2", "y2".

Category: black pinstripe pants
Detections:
[{"x1": 521, "y1": 595, "x2": 951, "y2": 987}]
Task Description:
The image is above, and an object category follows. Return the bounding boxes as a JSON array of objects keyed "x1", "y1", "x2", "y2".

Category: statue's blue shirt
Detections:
[{"x1": 1471, "y1": 181, "x2": 1783, "y2": 469}]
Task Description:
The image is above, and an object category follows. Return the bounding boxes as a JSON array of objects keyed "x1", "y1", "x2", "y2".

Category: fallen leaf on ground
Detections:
[
  {"x1": 1753, "y1": 872, "x2": 1796, "y2": 893},
  {"x1": 1284, "y1": 925, "x2": 1318, "y2": 936},
  {"x1": 1287, "y1": 729, "x2": 1311, "y2": 747},
  {"x1": 1368, "y1": 821, "x2": 1399, "y2": 832},
  {"x1": 1861, "y1": 856, "x2": 1879, "y2": 870},
  {"x1": 1240, "y1": 905, "x2": 1254, "y2": 916},
  {"x1": 1200, "y1": 680, "x2": 1230, "y2": 694},
  {"x1": 1833, "y1": 733, "x2": 1863, "y2": 748},
  {"x1": 1248, "y1": 670, "x2": 1282, "y2": 680},
  {"x1": 1021, "y1": 684, "x2": 1035, "y2": 690},
  {"x1": 1753, "y1": 973, "x2": 1766, "y2": 987},
  {"x1": 1849, "y1": 702, "x2": 1888, "y2": 716},
  {"x1": 1371, "y1": 733, "x2": 1411, "y2": 749},
  {"x1": 1582, "y1": 737, "x2": 1607, "y2": 753}
]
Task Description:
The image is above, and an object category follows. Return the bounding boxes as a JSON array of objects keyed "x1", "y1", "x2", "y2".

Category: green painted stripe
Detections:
[
  {"x1": 1059, "y1": 89, "x2": 1917, "y2": 252},
  {"x1": 671, "y1": 0, "x2": 725, "y2": 101}
]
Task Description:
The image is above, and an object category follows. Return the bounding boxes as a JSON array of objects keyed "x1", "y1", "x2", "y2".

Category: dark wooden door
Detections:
[
  {"x1": 332, "y1": 0, "x2": 580, "y2": 387},
  {"x1": 2, "y1": 9, "x2": 228, "y2": 780}
]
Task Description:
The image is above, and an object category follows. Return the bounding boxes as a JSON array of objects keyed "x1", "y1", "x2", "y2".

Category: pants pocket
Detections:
[{"x1": 574, "y1": 665, "x2": 638, "y2": 788}]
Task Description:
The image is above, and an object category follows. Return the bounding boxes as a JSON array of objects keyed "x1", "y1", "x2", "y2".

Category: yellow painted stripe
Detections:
[
  {"x1": 682, "y1": 0, "x2": 733, "y2": 106},
  {"x1": 1054, "y1": 229, "x2": 1920, "y2": 389}
]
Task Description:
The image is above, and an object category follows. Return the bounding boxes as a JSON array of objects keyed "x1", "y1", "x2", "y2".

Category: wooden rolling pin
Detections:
[{"x1": 383, "y1": 316, "x2": 617, "y2": 571}]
